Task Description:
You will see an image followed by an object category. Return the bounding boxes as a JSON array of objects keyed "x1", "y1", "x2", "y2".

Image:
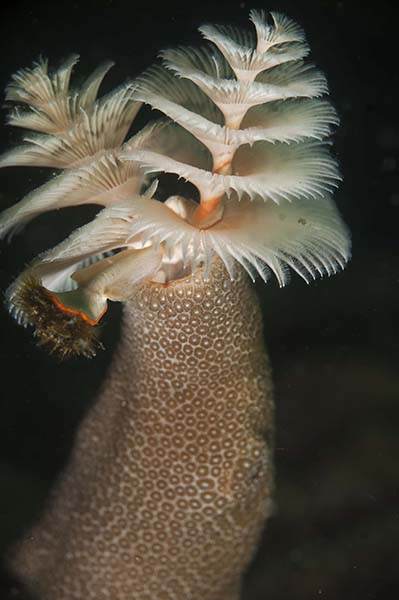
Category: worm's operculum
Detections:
[{"x1": 7, "y1": 276, "x2": 104, "y2": 359}]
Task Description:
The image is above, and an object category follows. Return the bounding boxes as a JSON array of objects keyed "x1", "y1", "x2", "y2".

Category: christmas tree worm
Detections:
[{"x1": 0, "y1": 9, "x2": 350, "y2": 600}]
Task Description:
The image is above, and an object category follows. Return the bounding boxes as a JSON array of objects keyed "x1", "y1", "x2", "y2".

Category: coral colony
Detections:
[{"x1": 0, "y1": 10, "x2": 349, "y2": 600}]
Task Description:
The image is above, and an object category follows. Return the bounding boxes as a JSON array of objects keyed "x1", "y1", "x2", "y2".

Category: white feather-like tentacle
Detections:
[
  {"x1": 122, "y1": 140, "x2": 340, "y2": 204},
  {"x1": 94, "y1": 192, "x2": 350, "y2": 287},
  {"x1": 162, "y1": 46, "x2": 327, "y2": 128},
  {"x1": 0, "y1": 122, "x2": 162, "y2": 239},
  {"x1": 199, "y1": 23, "x2": 309, "y2": 83},
  {"x1": 0, "y1": 84, "x2": 140, "y2": 169}
]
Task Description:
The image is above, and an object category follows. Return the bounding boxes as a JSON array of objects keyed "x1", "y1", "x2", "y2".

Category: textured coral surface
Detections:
[{"x1": 10, "y1": 261, "x2": 273, "y2": 600}]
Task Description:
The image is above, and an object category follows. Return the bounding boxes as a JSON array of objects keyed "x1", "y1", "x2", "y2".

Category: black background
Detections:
[{"x1": 0, "y1": 1, "x2": 398, "y2": 599}]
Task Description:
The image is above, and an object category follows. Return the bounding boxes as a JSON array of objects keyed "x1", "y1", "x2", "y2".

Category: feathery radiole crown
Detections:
[{"x1": 0, "y1": 10, "x2": 350, "y2": 357}]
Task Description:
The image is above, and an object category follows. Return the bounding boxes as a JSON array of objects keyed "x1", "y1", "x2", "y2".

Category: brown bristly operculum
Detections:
[
  {"x1": 7, "y1": 276, "x2": 103, "y2": 359},
  {"x1": 5, "y1": 234, "x2": 163, "y2": 359}
]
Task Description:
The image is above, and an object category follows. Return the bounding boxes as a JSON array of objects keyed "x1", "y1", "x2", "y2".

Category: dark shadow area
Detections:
[{"x1": 0, "y1": 1, "x2": 398, "y2": 598}]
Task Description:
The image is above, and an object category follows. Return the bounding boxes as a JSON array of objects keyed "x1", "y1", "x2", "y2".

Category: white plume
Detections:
[{"x1": 0, "y1": 10, "x2": 350, "y2": 334}]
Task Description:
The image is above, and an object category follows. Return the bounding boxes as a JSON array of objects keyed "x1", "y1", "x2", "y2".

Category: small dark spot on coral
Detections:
[{"x1": 298, "y1": 218, "x2": 307, "y2": 225}]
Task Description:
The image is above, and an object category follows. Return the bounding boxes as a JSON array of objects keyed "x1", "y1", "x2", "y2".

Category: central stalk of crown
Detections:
[
  {"x1": 192, "y1": 195, "x2": 224, "y2": 229},
  {"x1": 191, "y1": 160, "x2": 232, "y2": 229}
]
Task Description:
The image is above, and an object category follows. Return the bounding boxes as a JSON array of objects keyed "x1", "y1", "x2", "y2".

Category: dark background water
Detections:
[{"x1": 0, "y1": 0, "x2": 397, "y2": 598}]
